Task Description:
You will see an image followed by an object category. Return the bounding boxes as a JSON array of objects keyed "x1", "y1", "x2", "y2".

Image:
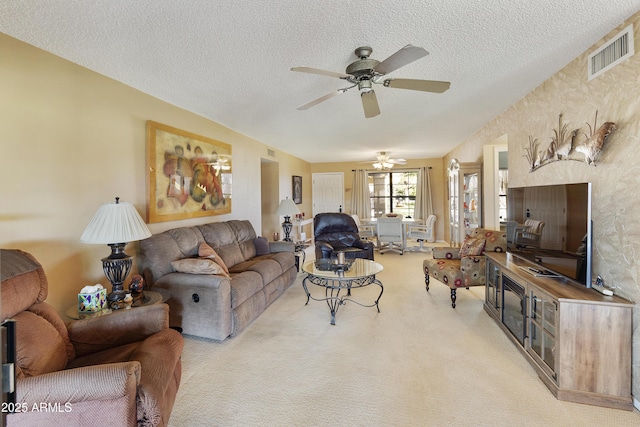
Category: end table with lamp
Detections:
[
  {"x1": 276, "y1": 196, "x2": 300, "y2": 242},
  {"x1": 66, "y1": 290, "x2": 164, "y2": 320},
  {"x1": 80, "y1": 197, "x2": 152, "y2": 308}
]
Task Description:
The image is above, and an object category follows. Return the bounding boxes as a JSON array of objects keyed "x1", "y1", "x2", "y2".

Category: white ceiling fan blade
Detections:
[
  {"x1": 361, "y1": 90, "x2": 380, "y2": 118},
  {"x1": 374, "y1": 44, "x2": 428, "y2": 75},
  {"x1": 384, "y1": 78, "x2": 451, "y2": 93},
  {"x1": 297, "y1": 90, "x2": 345, "y2": 110},
  {"x1": 388, "y1": 159, "x2": 407, "y2": 164},
  {"x1": 291, "y1": 67, "x2": 350, "y2": 79}
]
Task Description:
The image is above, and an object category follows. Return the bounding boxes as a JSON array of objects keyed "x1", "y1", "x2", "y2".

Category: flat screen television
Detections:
[{"x1": 506, "y1": 182, "x2": 592, "y2": 288}]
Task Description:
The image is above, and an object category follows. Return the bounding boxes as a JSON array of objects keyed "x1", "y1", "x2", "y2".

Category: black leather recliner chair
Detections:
[{"x1": 314, "y1": 212, "x2": 375, "y2": 260}]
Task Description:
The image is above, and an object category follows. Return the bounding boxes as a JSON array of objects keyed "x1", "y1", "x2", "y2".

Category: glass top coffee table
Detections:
[{"x1": 301, "y1": 258, "x2": 384, "y2": 325}]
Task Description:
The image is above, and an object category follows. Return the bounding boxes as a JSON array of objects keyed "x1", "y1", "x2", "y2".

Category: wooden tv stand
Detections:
[{"x1": 484, "y1": 252, "x2": 633, "y2": 410}]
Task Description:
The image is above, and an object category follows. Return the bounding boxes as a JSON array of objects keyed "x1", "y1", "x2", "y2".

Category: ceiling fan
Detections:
[
  {"x1": 291, "y1": 44, "x2": 450, "y2": 118},
  {"x1": 364, "y1": 152, "x2": 407, "y2": 170}
]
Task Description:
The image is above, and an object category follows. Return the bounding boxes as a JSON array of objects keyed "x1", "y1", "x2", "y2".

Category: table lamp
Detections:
[
  {"x1": 81, "y1": 197, "x2": 152, "y2": 307},
  {"x1": 276, "y1": 197, "x2": 300, "y2": 242}
]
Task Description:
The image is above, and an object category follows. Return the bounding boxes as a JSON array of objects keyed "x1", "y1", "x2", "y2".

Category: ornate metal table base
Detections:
[{"x1": 302, "y1": 269, "x2": 384, "y2": 325}]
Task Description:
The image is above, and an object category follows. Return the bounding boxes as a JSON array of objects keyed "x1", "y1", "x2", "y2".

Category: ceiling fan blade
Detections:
[
  {"x1": 374, "y1": 44, "x2": 429, "y2": 75},
  {"x1": 361, "y1": 90, "x2": 380, "y2": 118},
  {"x1": 389, "y1": 159, "x2": 407, "y2": 165},
  {"x1": 297, "y1": 90, "x2": 344, "y2": 110},
  {"x1": 384, "y1": 78, "x2": 451, "y2": 93},
  {"x1": 291, "y1": 66, "x2": 350, "y2": 79}
]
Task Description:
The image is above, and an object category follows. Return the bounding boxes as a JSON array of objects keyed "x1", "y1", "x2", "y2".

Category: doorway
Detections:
[
  {"x1": 312, "y1": 173, "x2": 344, "y2": 216},
  {"x1": 260, "y1": 159, "x2": 279, "y2": 239},
  {"x1": 483, "y1": 137, "x2": 508, "y2": 231}
]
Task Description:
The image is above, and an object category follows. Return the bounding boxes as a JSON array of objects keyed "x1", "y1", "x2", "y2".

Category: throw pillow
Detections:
[
  {"x1": 254, "y1": 236, "x2": 270, "y2": 256},
  {"x1": 171, "y1": 258, "x2": 229, "y2": 277},
  {"x1": 459, "y1": 237, "x2": 486, "y2": 257},
  {"x1": 198, "y1": 242, "x2": 230, "y2": 275}
]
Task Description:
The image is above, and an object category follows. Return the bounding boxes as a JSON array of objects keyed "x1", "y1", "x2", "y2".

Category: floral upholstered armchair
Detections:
[{"x1": 422, "y1": 228, "x2": 507, "y2": 308}]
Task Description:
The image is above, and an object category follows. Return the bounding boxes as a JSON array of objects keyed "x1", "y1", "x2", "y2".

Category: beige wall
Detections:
[
  {"x1": 0, "y1": 33, "x2": 311, "y2": 315},
  {"x1": 310, "y1": 158, "x2": 446, "y2": 241},
  {"x1": 444, "y1": 12, "x2": 640, "y2": 399},
  {"x1": 3, "y1": 9, "x2": 639, "y2": 401}
]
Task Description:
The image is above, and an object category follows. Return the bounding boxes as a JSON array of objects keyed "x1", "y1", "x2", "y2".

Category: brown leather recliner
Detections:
[
  {"x1": 0, "y1": 249, "x2": 184, "y2": 427},
  {"x1": 314, "y1": 212, "x2": 375, "y2": 260}
]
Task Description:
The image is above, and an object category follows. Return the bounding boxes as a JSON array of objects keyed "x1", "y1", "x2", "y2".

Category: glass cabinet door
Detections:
[
  {"x1": 449, "y1": 159, "x2": 482, "y2": 245},
  {"x1": 463, "y1": 170, "x2": 480, "y2": 234},
  {"x1": 448, "y1": 159, "x2": 460, "y2": 246},
  {"x1": 485, "y1": 259, "x2": 501, "y2": 315},
  {"x1": 528, "y1": 289, "x2": 557, "y2": 380}
]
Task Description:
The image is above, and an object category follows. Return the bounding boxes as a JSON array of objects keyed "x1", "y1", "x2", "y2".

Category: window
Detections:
[{"x1": 368, "y1": 171, "x2": 418, "y2": 218}]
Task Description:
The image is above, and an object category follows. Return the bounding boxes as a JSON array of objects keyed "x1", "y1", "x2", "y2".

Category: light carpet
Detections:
[{"x1": 168, "y1": 250, "x2": 639, "y2": 426}]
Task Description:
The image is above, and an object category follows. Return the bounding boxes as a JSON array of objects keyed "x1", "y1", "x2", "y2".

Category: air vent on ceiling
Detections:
[{"x1": 588, "y1": 24, "x2": 634, "y2": 80}]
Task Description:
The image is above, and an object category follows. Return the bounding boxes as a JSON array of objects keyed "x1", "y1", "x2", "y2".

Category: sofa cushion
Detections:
[
  {"x1": 459, "y1": 236, "x2": 486, "y2": 256},
  {"x1": 197, "y1": 221, "x2": 258, "y2": 269},
  {"x1": 228, "y1": 271, "x2": 264, "y2": 308},
  {"x1": 425, "y1": 258, "x2": 464, "y2": 288},
  {"x1": 198, "y1": 242, "x2": 230, "y2": 275},
  {"x1": 254, "y1": 237, "x2": 270, "y2": 256},
  {"x1": 171, "y1": 258, "x2": 229, "y2": 277},
  {"x1": 469, "y1": 228, "x2": 506, "y2": 252},
  {"x1": 230, "y1": 257, "x2": 283, "y2": 287}
]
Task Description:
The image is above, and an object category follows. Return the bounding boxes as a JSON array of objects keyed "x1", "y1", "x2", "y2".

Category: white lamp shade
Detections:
[
  {"x1": 276, "y1": 197, "x2": 300, "y2": 217},
  {"x1": 81, "y1": 200, "x2": 152, "y2": 244}
]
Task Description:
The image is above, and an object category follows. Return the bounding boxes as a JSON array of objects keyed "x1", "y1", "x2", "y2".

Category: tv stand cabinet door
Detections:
[
  {"x1": 556, "y1": 300, "x2": 632, "y2": 409},
  {"x1": 526, "y1": 286, "x2": 557, "y2": 382}
]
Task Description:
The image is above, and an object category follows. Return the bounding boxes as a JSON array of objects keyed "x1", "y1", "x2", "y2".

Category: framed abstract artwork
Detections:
[
  {"x1": 292, "y1": 175, "x2": 302, "y2": 204},
  {"x1": 146, "y1": 121, "x2": 232, "y2": 223}
]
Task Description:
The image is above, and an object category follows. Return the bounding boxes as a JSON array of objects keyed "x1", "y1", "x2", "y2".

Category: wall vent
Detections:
[
  {"x1": 588, "y1": 25, "x2": 634, "y2": 80},
  {"x1": 267, "y1": 148, "x2": 276, "y2": 157}
]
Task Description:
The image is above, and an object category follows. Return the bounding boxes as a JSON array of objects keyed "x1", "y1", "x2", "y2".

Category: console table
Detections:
[{"x1": 484, "y1": 252, "x2": 633, "y2": 410}]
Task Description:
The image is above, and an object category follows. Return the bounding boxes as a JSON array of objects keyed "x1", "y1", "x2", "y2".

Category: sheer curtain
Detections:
[
  {"x1": 351, "y1": 169, "x2": 371, "y2": 219},
  {"x1": 414, "y1": 167, "x2": 433, "y2": 221}
]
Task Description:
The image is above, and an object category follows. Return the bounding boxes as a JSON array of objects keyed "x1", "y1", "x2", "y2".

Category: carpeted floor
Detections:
[{"x1": 168, "y1": 248, "x2": 639, "y2": 426}]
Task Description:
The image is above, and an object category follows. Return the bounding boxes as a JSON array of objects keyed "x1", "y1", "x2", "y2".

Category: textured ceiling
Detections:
[{"x1": 1, "y1": 1, "x2": 640, "y2": 163}]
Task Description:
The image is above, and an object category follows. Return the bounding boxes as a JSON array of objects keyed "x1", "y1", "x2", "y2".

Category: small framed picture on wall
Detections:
[{"x1": 292, "y1": 175, "x2": 302, "y2": 204}]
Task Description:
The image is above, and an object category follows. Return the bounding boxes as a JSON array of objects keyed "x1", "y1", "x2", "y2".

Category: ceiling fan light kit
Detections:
[
  {"x1": 367, "y1": 152, "x2": 406, "y2": 170},
  {"x1": 291, "y1": 44, "x2": 450, "y2": 118}
]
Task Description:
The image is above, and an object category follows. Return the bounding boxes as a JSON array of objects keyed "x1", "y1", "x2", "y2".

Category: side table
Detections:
[
  {"x1": 66, "y1": 290, "x2": 164, "y2": 320},
  {"x1": 294, "y1": 241, "x2": 310, "y2": 271}
]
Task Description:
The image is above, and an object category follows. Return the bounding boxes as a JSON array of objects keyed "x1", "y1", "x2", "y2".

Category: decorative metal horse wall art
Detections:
[{"x1": 524, "y1": 111, "x2": 617, "y2": 172}]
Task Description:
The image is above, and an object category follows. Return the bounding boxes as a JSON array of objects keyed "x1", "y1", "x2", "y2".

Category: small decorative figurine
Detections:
[{"x1": 128, "y1": 274, "x2": 145, "y2": 307}]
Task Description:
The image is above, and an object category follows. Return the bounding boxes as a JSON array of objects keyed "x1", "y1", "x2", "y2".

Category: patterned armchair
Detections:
[{"x1": 422, "y1": 228, "x2": 506, "y2": 308}]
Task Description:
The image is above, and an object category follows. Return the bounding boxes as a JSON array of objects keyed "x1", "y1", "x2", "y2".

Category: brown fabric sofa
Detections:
[
  {"x1": 1, "y1": 249, "x2": 183, "y2": 427},
  {"x1": 138, "y1": 220, "x2": 297, "y2": 341}
]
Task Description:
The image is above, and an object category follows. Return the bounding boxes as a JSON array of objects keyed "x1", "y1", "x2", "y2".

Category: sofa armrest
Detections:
[
  {"x1": 269, "y1": 241, "x2": 295, "y2": 253},
  {"x1": 432, "y1": 247, "x2": 461, "y2": 260},
  {"x1": 67, "y1": 304, "x2": 170, "y2": 357}
]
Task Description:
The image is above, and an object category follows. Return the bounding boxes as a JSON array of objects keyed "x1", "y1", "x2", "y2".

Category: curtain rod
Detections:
[{"x1": 351, "y1": 166, "x2": 432, "y2": 172}]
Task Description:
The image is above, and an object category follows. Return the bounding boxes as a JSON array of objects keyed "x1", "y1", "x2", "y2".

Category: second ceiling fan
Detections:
[{"x1": 291, "y1": 44, "x2": 450, "y2": 118}]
